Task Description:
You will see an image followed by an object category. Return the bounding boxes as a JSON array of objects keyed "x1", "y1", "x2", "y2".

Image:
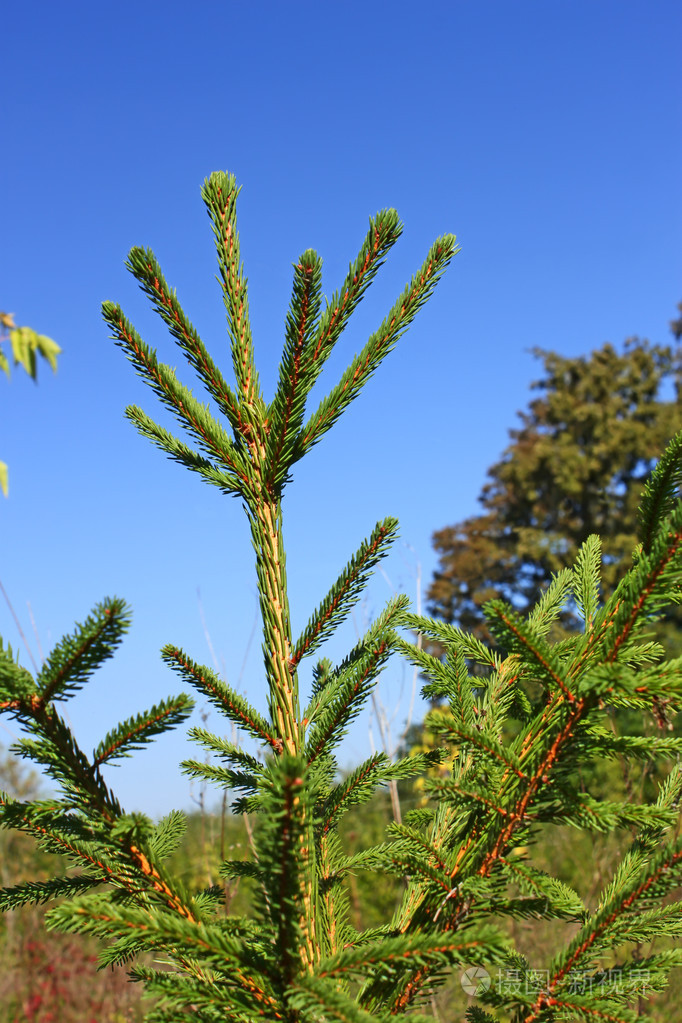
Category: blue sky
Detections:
[{"x1": 2, "y1": 0, "x2": 680, "y2": 816}]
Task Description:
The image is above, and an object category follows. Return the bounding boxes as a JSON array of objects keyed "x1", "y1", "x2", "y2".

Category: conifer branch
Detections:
[
  {"x1": 291, "y1": 518, "x2": 399, "y2": 670},
  {"x1": 201, "y1": 172, "x2": 262, "y2": 416},
  {"x1": 93, "y1": 695, "x2": 194, "y2": 767},
  {"x1": 124, "y1": 246, "x2": 244, "y2": 432},
  {"x1": 319, "y1": 930, "x2": 503, "y2": 982},
  {"x1": 35, "y1": 597, "x2": 130, "y2": 705},
  {"x1": 401, "y1": 613, "x2": 501, "y2": 669},
  {"x1": 305, "y1": 646, "x2": 390, "y2": 761},
  {"x1": 466, "y1": 1009, "x2": 498, "y2": 1023},
  {"x1": 527, "y1": 567, "x2": 574, "y2": 636},
  {"x1": 427, "y1": 710, "x2": 527, "y2": 778},
  {"x1": 301, "y1": 210, "x2": 404, "y2": 384},
  {"x1": 571, "y1": 500, "x2": 682, "y2": 671},
  {"x1": 0, "y1": 653, "x2": 38, "y2": 709},
  {"x1": 486, "y1": 600, "x2": 578, "y2": 702},
  {"x1": 549, "y1": 839, "x2": 682, "y2": 989},
  {"x1": 186, "y1": 726, "x2": 266, "y2": 775},
  {"x1": 131, "y1": 964, "x2": 267, "y2": 1022},
  {"x1": 181, "y1": 759, "x2": 259, "y2": 791},
  {"x1": 585, "y1": 728, "x2": 682, "y2": 760},
  {"x1": 1, "y1": 603, "x2": 238, "y2": 930},
  {"x1": 48, "y1": 899, "x2": 281, "y2": 1014},
  {"x1": 265, "y1": 249, "x2": 323, "y2": 490},
  {"x1": 316, "y1": 830, "x2": 352, "y2": 962},
  {"x1": 426, "y1": 776, "x2": 512, "y2": 824},
  {"x1": 393, "y1": 636, "x2": 455, "y2": 699},
  {"x1": 0, "y1": 799, "x2": 152, "y2": 911},
  {"x1": 321, "y1": 751, "x2": 445, "y2": 836},
  {"x1": 293, "y1": 974, "x2": 393, "y2": 1023},
  {"x1": 638, "y1": 428, "x2": 682, "y2": 554},
  {"x1": 293, "y1": 234, "x2": 458, "y2": 459},
  {"x1": 161, "y1": 645, "x2": 281, "y2": 749},
  {"x1": 498, "y1": 858, "x2": 586, "y2": 920},
  {"x1": 578, "y1": 658, "x2": 682, "y2": 703},
  {"x1": 124, "y1": 406, "x2": 248, "y2": 497},
  {"x1": 305, "y1": 598, "x2": 407, "y2": 763},
  {"x1": 387, "y1": 456, "x2": 682, "y2": 1013},
  {"x1": 149, "y1": 809, "x2": 187, "y2": 861},
  {"x1": 1, "y1": 795, "x2": 100, "y2": 857},
  {"x1": 573, "y1": 535, "x2": 602, "y2": 630},
  {"x1": 0, "y1": 874, "x2": 102, "y2": 910},
  {"x1": 386, "y1": 822, "x2": 457, "y2": 880},
  {"x1": 15, "y1": 705, "x2": 124, "y2": 818},
  {"x1": 103, "y1": 303, "x2": 252, "y2": 485},
  {"x1": 360, "y1": 928, "x2": 507, "y2": 1013},
  {"x1": 523, "y1": 993, "x2": 643, "y2": 1022}
]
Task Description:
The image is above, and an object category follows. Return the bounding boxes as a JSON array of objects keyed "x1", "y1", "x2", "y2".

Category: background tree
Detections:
[
  {"x1": 670, "y1": 301, "x2": 682, "y2": 343},
  {"x1": 428, "y1": 315, "x2": 682, "y2": 644}
]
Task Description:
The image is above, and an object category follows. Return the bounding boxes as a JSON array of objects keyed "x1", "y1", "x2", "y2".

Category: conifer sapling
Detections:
[{"x1": 1, "y1": 172, "x2": 681, "y2": 1023}]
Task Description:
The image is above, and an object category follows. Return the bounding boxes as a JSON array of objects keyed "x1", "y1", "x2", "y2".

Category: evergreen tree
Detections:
[
  {"x1": 670, "y1": 302, "x2": 682, "y2": 343},
  {"x1": 0, "y1": 173, "x2": 681, "y2": 1022},
  {"x1": 428, "y1": 329, "x2": 682, "y2": 644}
]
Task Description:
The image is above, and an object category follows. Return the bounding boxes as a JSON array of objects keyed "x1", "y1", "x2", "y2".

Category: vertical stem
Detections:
[
  {"x1": 250, "y1": 496, "x2": 322, "y2": 973},
  {"x1": 318, "y1": 834, "x2": 337, "y2": 959},
  {"x1": 250, "y1": 498, "x2": 300, "y2": 754},
  {"x1": 299, "y1": 785, "x2": 318, "y2": 971}
]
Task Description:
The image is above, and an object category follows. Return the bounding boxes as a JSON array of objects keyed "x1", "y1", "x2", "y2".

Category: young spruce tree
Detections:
[{"x1": 1, "y1": 172, "x2": 682, "y2": 1022}]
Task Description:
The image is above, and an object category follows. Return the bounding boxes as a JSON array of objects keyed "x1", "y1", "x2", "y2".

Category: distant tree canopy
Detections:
[{"x1": 428, "y1": 307, "x2": 682, "y2": 644}]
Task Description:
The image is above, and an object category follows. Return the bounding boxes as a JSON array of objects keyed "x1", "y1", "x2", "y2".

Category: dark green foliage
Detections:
[
  {"x1": 1, "y1": 172, "x2": 680, "y2": 1022},
  {"x1": 291, "y1": 518, "x2": 400, "y2": 669},
  {"x1": 399, "y1": 512, "x2": 682, "y2": 1020},
  {"x1": 94, "y1": 696, "x2": 194, "y2": 767},
  {"x1": 638, "y1": 430, "x2": 682, "y2": 555},
  {"x1": 304, "y1": 596, "x2": 409, "y2": 764}
]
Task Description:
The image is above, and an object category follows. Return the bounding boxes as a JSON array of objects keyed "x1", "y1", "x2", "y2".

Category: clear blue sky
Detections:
[{"x1": 2, "y1": 1, "x2": 680, "y2": 816}]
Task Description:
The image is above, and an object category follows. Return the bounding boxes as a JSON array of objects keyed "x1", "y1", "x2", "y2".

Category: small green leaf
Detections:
[
  {"x1": 8, "y1": 327, "x2": 60, "y2": 378},
  {"x1": 10, "y1": 327, "x2": 36, "y2": 377},
  {"x1": 35, "y1": 333, "x2": 62, "y2": 372}
]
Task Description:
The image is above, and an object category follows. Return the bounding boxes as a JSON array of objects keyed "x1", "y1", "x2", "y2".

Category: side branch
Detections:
[{"x1": 125, "y1": 246, "x2": 244, "y2": 433}]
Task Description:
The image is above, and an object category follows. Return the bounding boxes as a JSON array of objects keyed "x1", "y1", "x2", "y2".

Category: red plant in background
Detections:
[{"x1": 4, "y1": 914, "x2": 145, "y2": 1023}]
